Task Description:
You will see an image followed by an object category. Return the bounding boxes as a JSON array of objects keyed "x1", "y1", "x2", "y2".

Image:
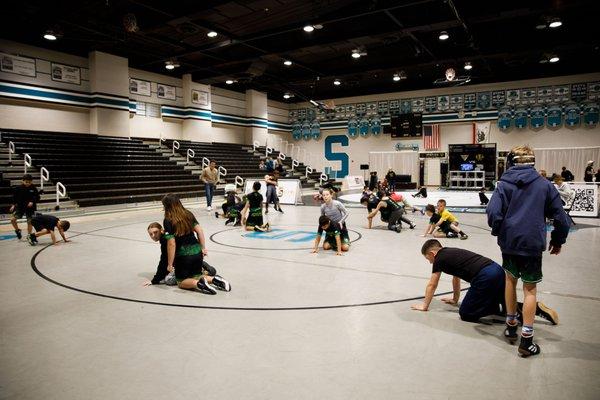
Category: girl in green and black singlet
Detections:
[{"x1": 242, "y1": 181, "x2": 271, "y2": 232}]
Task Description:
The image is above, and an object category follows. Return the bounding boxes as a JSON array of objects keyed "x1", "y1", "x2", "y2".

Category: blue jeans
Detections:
[
  {"x1": 205, "y1": 183, "x2": 215, "y2": 207},
  {"x1": 459, "y1": 262, "x2": 505, "y2": 322}
]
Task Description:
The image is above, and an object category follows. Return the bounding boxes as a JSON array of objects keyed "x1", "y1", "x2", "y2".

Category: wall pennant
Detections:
[
  {"x1": 347, "y1": 118, "x2": 358, "y2": 138},
  {"x1": 498, "y1": 108, "x2": 512, "y2": 130},
  {"x1": 301, "y1": 120, "x2": 311, "y2": 140},
  {"x1": 565, "y1": 103, "x2": 581, "y2": 127},
  {"x1": 546, "y1": 104, "x2": 563, "y2": 127},
  {"x1": 370, "y1": 115, "x2": 382, "y2": 136},
  {"x1": 514, "y1": 107, "x2": 528, "y2": 128},
  {"x1": 583, "y1": 102, "x2": 599, "y2": 126},
  {"x1": 310, "y1": 120, "x2": 321, "y2": 140},
  {"x1": 359, "y1": 117, "x2": 370, "y2": 137},
  {"x1": 529, "y1": 105, "x2": 545, "y2": 128}
]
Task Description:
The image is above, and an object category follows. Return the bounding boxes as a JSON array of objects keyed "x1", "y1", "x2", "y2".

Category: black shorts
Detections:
[
  {"x1": 174, "y1": 254, "x2": 204, "y2": 282},
  {"x1": 502, "y1": 253, "x2": 543, "y2": 284},
  {"x1": 438, "y1": 220, "x2": 452, "y2": 234},
  {"x1": 246, "y1": 207, "x2": 263, "y2": 227},
  {"x1": 12, "y1": 207, "x2": 35, "y2": 220},
  {"x1": 31, "y1": 218, "x2": 50, "y2": 232}
]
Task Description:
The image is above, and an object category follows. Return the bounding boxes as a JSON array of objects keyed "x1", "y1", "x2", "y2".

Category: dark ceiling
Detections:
[{"x1": 2, "y1": 0, "x2": 599, "y2": 103}]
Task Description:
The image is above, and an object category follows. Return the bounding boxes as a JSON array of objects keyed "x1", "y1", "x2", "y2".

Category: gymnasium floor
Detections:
[{"x1": 1, "y1": 202, "x2": 599, "y2": 399}]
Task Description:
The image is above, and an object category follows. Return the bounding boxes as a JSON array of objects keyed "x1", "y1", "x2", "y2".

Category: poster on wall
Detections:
[
  {"x1": 0, "y1": 52, "x2": 36, "y2": 77},
  {"x1": 424, "y1": 97, "x2": 437, "y2": 113},
  {"x1": 129, "y1": 78, "x2": 151, "y2": 96},
  {"x1": 570, "y1": 83, "x2": 588, "y2": 101},
  {"x1": 520, "y1": 88, "x2": 536, "y2": 105},
  {"x1": 51, "y1": 63, "x2": 81, "y2": 85},
  {"x1": 157, "y1": 83, "x2": 176, "y2": 100},
  {"x1": 491, "y1": 90, "x2": 506, "y2": 108},
  {"x1": 191, "y1": 89, "x2": 209, "y2": 106},
  {"x1": 463, "y1": 93, "x2": 477, "y2": 110},
  {"x1": 537, "y1": 87, "x2": 553, "y2": 104},
  {"x1": 588, "y1": 82, "x2": 600, "y2": 100}
]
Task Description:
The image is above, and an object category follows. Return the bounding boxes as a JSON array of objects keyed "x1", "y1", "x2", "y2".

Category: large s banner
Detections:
[{"x1": 244, "y1": 179, "x2": 303, "y2": 205}]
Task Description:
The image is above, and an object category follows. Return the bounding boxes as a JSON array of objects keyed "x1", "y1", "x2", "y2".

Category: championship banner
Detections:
[
  {"x1": 0, "y1": 52, "x2": 36, "y2": 77},
  {"x1": 51, "y1": 63, "x2": 81, "y2": 85},
  {"x1": 244, "y1": 179, "x2": 302, "y2": 205},
  {"x1": 473, "y1": 121, "x2": 491, "y2": 143}
]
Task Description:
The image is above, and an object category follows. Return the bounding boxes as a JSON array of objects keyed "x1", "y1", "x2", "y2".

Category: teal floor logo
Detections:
[{"x1": 243, "y1": 228, "x2": 315, "y2": 242}]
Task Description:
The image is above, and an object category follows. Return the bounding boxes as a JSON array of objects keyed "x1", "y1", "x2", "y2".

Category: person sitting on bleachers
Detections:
[
  {"x1": 258, "y1": 160, "x2": 266, "y2": 171},
  {"x1": 265, "y1": 157, "x2": 275, "y2": 172}
]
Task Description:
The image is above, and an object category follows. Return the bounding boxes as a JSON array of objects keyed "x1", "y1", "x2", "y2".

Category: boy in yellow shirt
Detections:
[{"x1": 436, "y1": 199, "x2": 468, "y2": 240}]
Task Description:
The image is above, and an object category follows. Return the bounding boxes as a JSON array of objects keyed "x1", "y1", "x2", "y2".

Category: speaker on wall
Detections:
[{"x1": 360, "y1": 164, "x2": 370, "y2": 170}]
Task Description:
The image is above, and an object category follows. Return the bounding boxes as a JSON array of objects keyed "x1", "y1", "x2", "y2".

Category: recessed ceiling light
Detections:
[
  {"x1": 549, "y1": 55, "x2": 560, "y2": 63},
  {"x1": 283, "y1": 93, "x2": 292, "y2": 99},
  {"x1": 549, "y1": 18, "x2": 562, "y2": 28},
  {"x1": 438, "y1": 31, "x2": 449, "y2": 40},
  {"x1": 43, "y1": 30, "x2": 57, "y2": 40},
  {"x1": 225, "y1": 79, "x2": 234, "y2": 84},
  {"x1": 351, "y1": 52, "x2": 361, "y2": 59},
  {"x1": 303, "y1": 25, "x2": 314, "y2": 32},
  {"x1": 393, "y1": 75, "x2": 401, "y2": 82},
  {"x1": 464, "y1": 62, "x2": 473, "y2": 70},
  {"x1": 207, "y1": 31, "x2": 218, "y2": 38},
  {"x1": 283, "y1": 60, "x2": 292, "y2": 66},
  {"x1": 333, "y1": 79, "x2": 341, "y2": 86},
  {"x1": 165, "y1": 59, "x2": 179, "y2": 70}
]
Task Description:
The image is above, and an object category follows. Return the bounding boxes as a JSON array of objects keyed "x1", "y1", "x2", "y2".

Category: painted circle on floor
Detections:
[{"x1": 209, "y1": 225, "x2": 362, "y2": 250}]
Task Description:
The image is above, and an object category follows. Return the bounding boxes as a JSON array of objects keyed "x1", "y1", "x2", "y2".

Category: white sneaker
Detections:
[{"x1": 207, "y1": 206, "x2": 212, "y2": 211}]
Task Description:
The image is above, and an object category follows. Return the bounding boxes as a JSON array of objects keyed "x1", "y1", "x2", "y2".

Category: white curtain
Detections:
[
  {"x1": 535, "y1": 147, "x2": 600, "y2": 181},
  {"x1": 368, "y1": 151, "x2": 419, "y2": 181}
]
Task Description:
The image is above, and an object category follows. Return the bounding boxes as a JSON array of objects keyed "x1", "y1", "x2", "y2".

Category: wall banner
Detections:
[
  {"x1": 192, "y1": 89, "x2": 209, "y2": 106},
  {"x1": 157, "y1": 83, "x2": 176, "y2": 100},
  {"x1": 129, "y1": 78, "x2": 151, "y2": 96},
  {"x1": 51, "y1": 63, "x2": 81, "y2": 85},
  {"x1": 0, "y1": 52, "x2": 36, "y2": 77}
]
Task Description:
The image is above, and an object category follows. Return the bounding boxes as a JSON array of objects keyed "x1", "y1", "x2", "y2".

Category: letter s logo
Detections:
[{"x1": 324, "y1": 135, "x2": 349, "y2": 178}]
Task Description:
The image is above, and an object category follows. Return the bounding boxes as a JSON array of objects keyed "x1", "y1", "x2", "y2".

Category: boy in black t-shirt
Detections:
[
  {"x1": 27, "y1": 213, "x2": 70, "y2": 245},
  {"x1": 411, "y1": 239, "x2": 558, "y2": 326},
  {"x1": 422, "y1": 204, "x2": 454, "y2": 238},
  {"x1": 10, "y1": 174, "x2": 40, "y2": 240},
  {"x1": 311, "y1": 215, "x2": 349, "y2": 256},
  {"x1": 241, "y1": 181, "x2": 271, "y2": 232}
]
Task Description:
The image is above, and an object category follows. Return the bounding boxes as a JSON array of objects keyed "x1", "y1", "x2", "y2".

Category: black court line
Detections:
[
  {"x1": 209, "y1": 226, "x2": 363, "y2": 251},
  {"x1": 30, "y1": 221, "x2": 467, "y2": 311}
]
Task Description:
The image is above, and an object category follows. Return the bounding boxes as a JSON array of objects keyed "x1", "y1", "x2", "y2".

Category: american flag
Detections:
[{"x1": 423, "y1": 124, "x2": 440, "y2": 150}]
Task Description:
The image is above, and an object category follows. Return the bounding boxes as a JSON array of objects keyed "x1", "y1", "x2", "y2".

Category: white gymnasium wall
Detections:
[
  {"x1": 0, "y1": 99, "x2": 90, "y2": 134},
  {"x1": 211, "y1": 123, "x2": 246, "y2": 144}
]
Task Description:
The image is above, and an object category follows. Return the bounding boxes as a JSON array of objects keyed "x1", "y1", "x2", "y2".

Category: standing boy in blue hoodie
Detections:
[{"x1": 487, "y1": 145, "x2": 569, "y2": 357}]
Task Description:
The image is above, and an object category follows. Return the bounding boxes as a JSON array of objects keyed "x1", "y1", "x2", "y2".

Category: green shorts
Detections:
[{"x1": 502, "y1": 254, "x2": 543, "y2": 284}]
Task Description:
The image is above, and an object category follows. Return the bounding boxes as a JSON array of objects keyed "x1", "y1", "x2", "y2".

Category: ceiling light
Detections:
[
  {"x1": 165, "y1": 59, "x2": 180, "y2": 70},
  {"x1": 548, "y1": 18, "x2": 562, "y2": 28},
  {"x1": 438, "y1": 31, "x2": 449, "y2": 40},
  {"x1": 393, "y1": 74, "x2": 401, "y2": 82},
  {"x1": 43, "y1": 30, "x2": 57, "y2": 41},
  {"x1": 393, "y1": 71, "x2": 407, "y2": 81},
  {"x1": 535, "y1": 23, "x2": 548, "y2": 30},
  {"x1": 283, "y1": 60, "x2": 292, "y2": 66},
  {"x1": 207, "y1": 31, "x2": 218, "y2": 38},
  {"x1": 225, "y1": 79, "x2": 234, "y2": 84},
  {"x1": 549, "y1": 55, "x2": 560, "y2": 63},
  {"x1": 464, "y1": 62, "x2": 473, "y2": 70},
  {"x1": 283, "y1": 93, "x2": 293, "y2": 99},
  {"x1": 333, "y1": 79, "x2": 341, "y2": 86},
  {"x1": 303, "y1": 25, "x2": 314, "y2": 32}
]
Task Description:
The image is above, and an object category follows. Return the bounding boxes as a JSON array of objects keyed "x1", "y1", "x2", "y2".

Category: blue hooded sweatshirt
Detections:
[{"x1": 487, "y1": 165, "x2": 569, "y2": 256}]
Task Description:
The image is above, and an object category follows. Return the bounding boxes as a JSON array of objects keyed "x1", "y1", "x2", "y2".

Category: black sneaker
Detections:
[
  {"x1": 214, "y1": 212, "x2": 220, "y2": 219},
  {"x1": 409, "y1": 223, "x2": 416, "y2": 229},
  {"x1": 15, "y1": 229, "x2": 22, "y2": 240},
  {"x1": 504, "y1": 322, "x2": 518, "y2": 344},
  {"x1": 518, "y1": 336, "x2": 541, "y2": 357},
  {"x1": 460, "y1": 234, "x2": 469, "y2": 240},
  {"x1": 447, "y1": 232, "x2": 457, "y2": 238},
  {"x1": 536, "y1": 302, "x2": 559, "y2": 325},
  {"x1": 277, "y1": 206, "x2": 284, "y2": 213},
  {"x1": 395, "y1": 224, "x2": 402, "y2": 233},
  {"x1": 212, "y1": 275, "x2": 231, "y2": 292},
  {"x1": 27, "y1": 233, "x2": 36, "y2": 246},
  {"x1": 196, "y1": 277, "x2": 217, "y2": 295}
]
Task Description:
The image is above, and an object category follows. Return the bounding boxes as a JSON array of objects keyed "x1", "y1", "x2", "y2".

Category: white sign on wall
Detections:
[
  {"x1": 157, "y1": 83, "x2": 176, "y2": 100},
  {"x1": 0, "y1": 52, "x2": 36, "y2": 77},
  {"x1": 192, "y1": 89, "x2": 209, "y2": 106},
  {"x1": 244, "y1": 179, "x2": 303, "y2": 205},
  {"x1": 51, "y1": 63, "x2": 81, "y2": 85},
  {"x1": 129, "y1": 78, "x2": 151, "y2": 96}
]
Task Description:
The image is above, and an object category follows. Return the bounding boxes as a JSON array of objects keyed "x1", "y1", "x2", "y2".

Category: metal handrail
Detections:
[
  {"x1": 253, "y1": 140, "x2": 260, "y2": 152},
  {"x1": 305, "y1": 166, "x2": 313, "y2": 178},
  {"x1": 265, "y1": 146, "x2": 274, "y2": 157},
  {"x1": 8, "y1": 141, "x2": 15, "y2": 166},
  {"x1": 24, "y1": 153, "x2": 32, "y2": 174},
  {"x1": 55, "y1": 182, "x2": 66, "y2": 210},
  {"x1": 40, "y1": 167, "x2": 49, "y2": 193},
  {"x1": 291, "y1": 159, "x2": 300, "y2": 172},
  {"x1": 186, "y1": 148, "x2": 195, "y2": 164},
  {"x1": 201, "y1": 157, "x2": 210, "y2": 169},
  {"x1": 218, "y1": 165, "x2": 227, "y2": 177},
  {"x1": 319, "y1": 173, "x2": 328, "y2": 185},
  {"x1": 172, "y1": 140, "x2": 180, "y2": 155},
  {"x1": 235, "y1": 175, "x2": 244, "y2": 187},
  {"x1": 278, "y1": 152, "x2": 286, "y2": 160}
]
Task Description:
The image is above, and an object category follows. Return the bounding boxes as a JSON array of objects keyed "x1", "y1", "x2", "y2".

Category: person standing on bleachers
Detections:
[{"x1": 201, "y1": 160, "x2": 219, "y2": 211}]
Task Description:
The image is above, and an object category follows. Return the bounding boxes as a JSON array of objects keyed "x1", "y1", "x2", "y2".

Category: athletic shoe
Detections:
[
  {"x1": 15, "y1": 229, "x2": 22, "y2": 240},
  {"x1": 277, "y1": 206, "x2": 284, "y2": 213},
  {"x1": 225, "y1": 218, "x2": 233, "y2": 225},
  {"x1": 536, "y1": 302, "x2": 559, "y2": 325},
  {"x1": 518, "y1": 336, "x2": 541, "y2": 357},
  {"x1": 395, "y1": 224, "x2": 402, "y2": 233},
  {"x1": 447, "y1": 232, "x2": 457, "y2": 238},
  {"x1": 409, "y1": 223, "x2": 416, "y2": 229},
  {"x1": 27, "y1": 234, "x2": 36, "y2": 246},
  {"x1": 164, "y1": 271, "x2": 177, "y2": 286},
  {"x1": 207, "y1": 206, "x2": 212, "y2": 211},
  {"x1": 460, "y1": 234, "x2": 469, "y2": 240},
  {"x1": 264, "y1": 223, "x2": 270, "y2": 230},
  {"x1": 212, "y1": 275, "x2": 231, "y2": 292},
  {"x1": 254, "y1": 225, "x2": 267, "y2": 232},
  {"x1": 214, "y1": 212, "x2": 219, "y2": 218},
  {"x1": 504, "y1": 322, "x2": 518, "y2": 344},
  {"x1": 196, "y1": 277, "x2": 217, "y2": 295}
]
